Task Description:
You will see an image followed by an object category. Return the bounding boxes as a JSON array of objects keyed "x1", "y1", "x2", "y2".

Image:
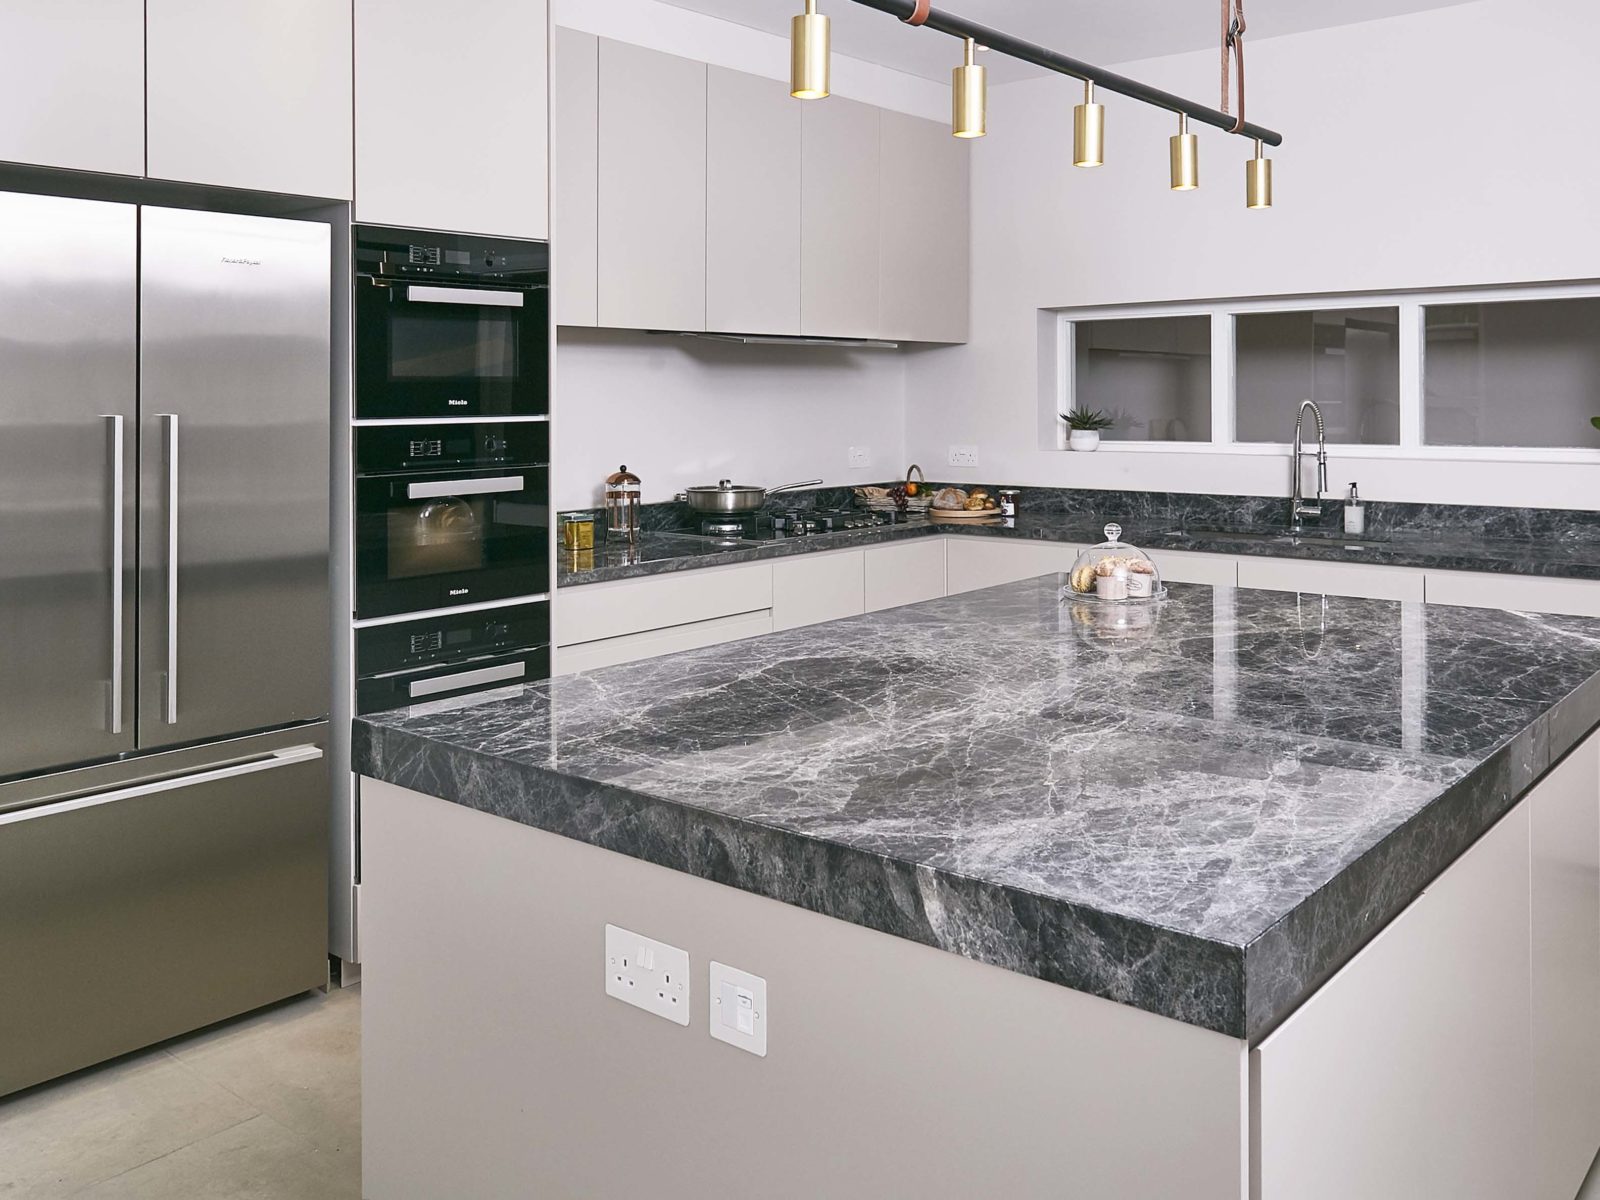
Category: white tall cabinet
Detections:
[
  {"x1": 0, "y1": 1, "x2": 145, "y2": 176},
  {"x1": 554, "y1": 27, "x2": 600, "y2": 326},
  {"x1": 355, "y1": 0, "x2": 549, "y2": 236},
  {"x1": 146, "y1": 0, "x2": 352, "y2": 198},
  {"x1": 597, "y1": 40, "x2": 707, "y2": 332}
]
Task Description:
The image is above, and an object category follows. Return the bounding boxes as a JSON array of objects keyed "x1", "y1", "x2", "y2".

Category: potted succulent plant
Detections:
[{"x1": 1063, "y1": 407, "x2": 1114, "y2": 451}]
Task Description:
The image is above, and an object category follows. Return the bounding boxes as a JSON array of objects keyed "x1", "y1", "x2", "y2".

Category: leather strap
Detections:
[
  {"x1": 1220, "y1": 0, "x2": 1247, "y2": 133},
  {"x1": 902, "y1": 0, "x2": 931, "y2": 26}
]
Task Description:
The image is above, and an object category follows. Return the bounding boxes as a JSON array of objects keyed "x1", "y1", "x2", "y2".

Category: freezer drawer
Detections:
[{"x1": 0, "y1": 728, "x2": 329, "y2": 1097}]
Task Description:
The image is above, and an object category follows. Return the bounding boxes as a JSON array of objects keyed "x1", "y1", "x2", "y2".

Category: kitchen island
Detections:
[{"x1": 355, "y1": 579, "x2": 1600, "y2": 1199}]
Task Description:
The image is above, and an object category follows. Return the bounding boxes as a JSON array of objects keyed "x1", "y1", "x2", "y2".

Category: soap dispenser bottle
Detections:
[{"x1": 1343, "y1": 483, "x2": 1365, "y2": 536}]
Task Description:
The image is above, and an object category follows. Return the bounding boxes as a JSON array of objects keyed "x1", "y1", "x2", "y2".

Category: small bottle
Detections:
[{"x1": 1343, "y1": 483, "x2": 1365, "y2": 536}]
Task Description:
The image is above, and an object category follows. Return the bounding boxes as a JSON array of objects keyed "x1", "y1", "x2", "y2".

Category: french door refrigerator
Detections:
[{"x1": 0, "y1": 193, "x2": 332, "y2": 1097}]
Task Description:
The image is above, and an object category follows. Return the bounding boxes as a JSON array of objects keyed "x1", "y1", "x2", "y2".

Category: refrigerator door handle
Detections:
[
  {"x1": 104, "y1": 414, "x2": 125, "y2": 734},
  {"x1": 161, "y1": 413, "x2": 179, "y2": 724},
  {"x1": 0, "y1": 744, "x2": 325, "y2": 827}
]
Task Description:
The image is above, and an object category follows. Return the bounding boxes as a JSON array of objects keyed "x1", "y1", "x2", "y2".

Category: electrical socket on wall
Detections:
[
  {"x1": 848, "y1": 446, "x2": 872, "y2": 469},
  {"x1": 948, "y1": 444, "x2": 979, "y2": 468},
  {"x1": 604, "y1": 924, "x2": 690, "y2": 1026}
]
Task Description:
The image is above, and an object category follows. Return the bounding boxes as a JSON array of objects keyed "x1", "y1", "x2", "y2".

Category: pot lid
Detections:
[{"x1": 685, "y1": 479, "x2": 758, "y2": 492}]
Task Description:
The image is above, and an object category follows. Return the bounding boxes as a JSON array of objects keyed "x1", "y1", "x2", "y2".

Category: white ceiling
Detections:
[{"x1": 655, "y1": 0, "x2": 1479, "y2": 84}]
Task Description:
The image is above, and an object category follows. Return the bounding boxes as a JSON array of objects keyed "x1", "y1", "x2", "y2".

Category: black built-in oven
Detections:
[
  {"x1": 355, "y1": 226, "x2": 548, "y2": 420},
  {"x1": 356, "y1": 601, "x2": 550, "y2": 715},
  {"x1": 355, "y1": 422, "x2": 550, "y2": 619}
]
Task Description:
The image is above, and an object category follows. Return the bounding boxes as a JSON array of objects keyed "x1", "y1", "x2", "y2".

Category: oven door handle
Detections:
[
  {"x1": 404, "y1": 285, "x2": 524, "y2": 308},
  {"x1": 408, "y1": 661, "x2": 527, "y2": 699},
  {"x1": 407, "y1": 475, "x2": 526, "y2": 500}
]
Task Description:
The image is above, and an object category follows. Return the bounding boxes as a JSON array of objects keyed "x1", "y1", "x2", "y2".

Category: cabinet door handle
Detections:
[
  {"x1": 0, "y1": 745, "x2": 324, "y2": 827},
  {"x1": 161, "y1": 413, "x2": 179, "y2": 723},
  {"x1": 404, "y1": 285, "x2": 524, "y2": 308},
  {"x1": 104, "y1": 414, "x2": 125, "y2": 734},
  {"x1": 407, "y1": 475, "x2": 525, "y2": 500}
]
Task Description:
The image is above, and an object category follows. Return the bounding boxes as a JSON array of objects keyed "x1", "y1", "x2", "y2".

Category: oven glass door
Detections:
[
  {"x1": 355, "y1": 467, "x2": 550, "y2": 618},
  {"x1": 356, "y1": 281, "x2": 549, "y2": 419}
]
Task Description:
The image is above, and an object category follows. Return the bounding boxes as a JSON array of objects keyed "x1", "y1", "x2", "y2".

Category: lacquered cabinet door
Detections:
[
  {"x1": 0, "y1": 1, "x2": 144, "y2": 176},
  {"x1": 0, "y1": 193, "x2": 137, "y2": 778},
  {"x1": 357, "y1": 0, "x2": 548, "y2": 236},
  {"x1": 707, "y1": 65, "x2": 801, "y2": 335},
  {"x1": 800, "y1": 96, "x2": 880, "y2": 338},
  {"x1": 597, "y1": 39, "x2": 706, "y2": 332},
  {"x1": 879, "y1": 109, "x2": 969, "y2": 343},
  {"x1": 138, "y1": 209, "x2": 331, "y2": 750},
  {"x1": 146, "y1": 0, "x2": 352, "y2": 198},
  {"x1": 554, "y1": 27, "x2": 600, "y2": 326}
]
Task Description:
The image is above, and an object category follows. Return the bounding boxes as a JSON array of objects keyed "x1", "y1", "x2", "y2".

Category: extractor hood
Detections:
[{"x1": 649, "y1": 331, "x2": 901, "y2": 350}]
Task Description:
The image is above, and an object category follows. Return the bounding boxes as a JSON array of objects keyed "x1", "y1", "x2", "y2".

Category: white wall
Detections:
[
  {"x1": 555, "y1": 330, "x2": 905, "y2": 507},
  {"x1": 552, "y1": 0, "x2": 926, "y2": 510},
  {"x1": 904, "y1": 0, "x2": 1600, "y2": 508}
]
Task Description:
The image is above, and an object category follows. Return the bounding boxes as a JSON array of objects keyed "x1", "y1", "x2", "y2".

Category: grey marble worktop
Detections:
[
  {"x1": 559, "y1": 514, "x2": 1600, "y2": 587},
  {"x1": 353, "y1": 578, "x2": 1600, "y2": 1040}
]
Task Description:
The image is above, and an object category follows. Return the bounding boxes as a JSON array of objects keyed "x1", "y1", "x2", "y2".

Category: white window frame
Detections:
[{"x1": 1055, "y1": 280, "x2": 1600, "y2": 465}]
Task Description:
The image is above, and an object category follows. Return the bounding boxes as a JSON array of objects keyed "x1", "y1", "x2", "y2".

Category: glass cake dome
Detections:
[{"x1": 1064, "y1": 524, "x2": 1166, "y2": 602}]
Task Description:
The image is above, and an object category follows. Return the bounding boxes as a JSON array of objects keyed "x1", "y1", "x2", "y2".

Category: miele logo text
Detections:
[
  {"x1": 447, "y1": 398, "x2": 468, "y2": 407},
  {"x1": 221, "y1": 256, "x2": 262, "y2": 266},
  {"x1": 448, "y1": 588, "x2": 469, "y2": 596}
]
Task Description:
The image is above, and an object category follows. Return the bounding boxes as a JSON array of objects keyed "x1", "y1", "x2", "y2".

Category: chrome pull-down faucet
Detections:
[{"x1": 1290, "y1": 399, "x2": 1327, "y2": 531}]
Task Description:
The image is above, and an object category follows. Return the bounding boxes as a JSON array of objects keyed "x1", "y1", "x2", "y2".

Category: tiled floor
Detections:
[
  {"x1": 0, "y1": 985, "x2": 360, "y2": 1199},
  {"x1": 3, "y1": 981, "x2": 1600, "y2": 1199}
]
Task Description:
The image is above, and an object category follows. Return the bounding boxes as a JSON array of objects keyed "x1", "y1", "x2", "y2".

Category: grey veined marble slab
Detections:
[{"x1": 352, "y1": 580, "x2": 1600, "y2": 1040}]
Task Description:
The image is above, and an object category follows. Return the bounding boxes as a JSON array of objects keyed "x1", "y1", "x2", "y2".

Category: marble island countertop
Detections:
[
  {"x1": 558, "y1": 513, "x2": 1600, "y2": 587},
  {"x1": 354, "y1": 578, "x2": 1600, "y2": 1040}
]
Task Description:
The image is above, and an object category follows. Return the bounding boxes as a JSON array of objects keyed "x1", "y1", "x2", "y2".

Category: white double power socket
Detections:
[{"x1": 605, "y1": 924, "x2": 690, "y2": 1026}]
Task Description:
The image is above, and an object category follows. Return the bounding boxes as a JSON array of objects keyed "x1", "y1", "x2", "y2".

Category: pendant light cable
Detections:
[{"x1": 1220, "y1": 0, "x2": 1247, "y2": 134}]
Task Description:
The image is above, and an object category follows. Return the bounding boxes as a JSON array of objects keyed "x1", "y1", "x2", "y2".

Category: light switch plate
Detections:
[
  {"x1": 709, "y1": 961, "x2": 767, "y2": 1057},
  {"x1": 605, "y1": 924, "x2": 690, "y2": 1026}
]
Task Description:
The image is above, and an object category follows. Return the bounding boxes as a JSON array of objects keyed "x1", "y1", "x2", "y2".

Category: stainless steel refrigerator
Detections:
[{"x1": 0, "y1": 193, "x2": 332, "y2": 1097}]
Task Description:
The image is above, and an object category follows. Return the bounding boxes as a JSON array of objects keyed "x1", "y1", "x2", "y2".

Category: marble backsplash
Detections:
[{"x1": 564, "y1": 485, "x2": 1600, "y2": 545}]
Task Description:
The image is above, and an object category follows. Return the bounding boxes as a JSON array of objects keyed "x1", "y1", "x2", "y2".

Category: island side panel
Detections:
[{"x1": 360, "y1": 778, "x2": 1250, "y2": 1200}]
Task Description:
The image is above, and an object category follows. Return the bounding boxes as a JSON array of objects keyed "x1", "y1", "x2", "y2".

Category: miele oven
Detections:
[
  {"x1": 354, "y1": 422, "x2": 550, "y2": 619},
  {"x1": 356, "y1": 601, "x2": 549, "y2": 715},
  {"x1": 355, "y1": 225, "x2": 548, "y2": 421}
]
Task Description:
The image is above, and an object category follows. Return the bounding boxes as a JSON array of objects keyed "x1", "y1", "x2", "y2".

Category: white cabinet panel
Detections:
[
  {"x1": 865, "y1": 539, "x2": 946, "y2": 612},
  {"x1": 1152, "y1": 549, "x2": 1237, "y2": 587},
  {"x1": 147, "y1": 0, "x2": 352, "y2": 198},
  {"x1": 1254, "y1": 804, "x2": 1533, "y2": 1200},
  {"x1": 555, "y1": 563, "x2": 770, "y2": 647},
  {"x1": 706, "y1": 67, "x2": 801, "y2": 336},
  {"x1": 879, "y1": 110, "x2": 968, "y2": 344},
  {"x1": 945, "y1": 538, "x2": 1079, "y2": 596},
  {"x1": 1425, "y1": 569, "x2": 1600, "y2": 618},
  {"x1": 597, "y1": 39, "x2": 706, "y2": 332},
  {"x1": 553, "y1": 27, "x2": 599, "y2": 326},
  {"x1": 555, "y1": 611, "x2": 772, "y2": 675},
  {"x1": 1236, "y1": 556, "x2": 1424, "y2": 602},
  {"x1": 772, "y1": 551, "x2": 865, "y2": 632},
  {"x1": 357, "y1": 0, "x2": 548, "y2": 237},
  {"x1": 800, "y1": 97, "x2": 880, "y2": 338},
  {"x1": 0, "y1": 1, "x2": 144, "y2": 176},
  {"x1": 1531, "y1": 737, "x2": 1600, "y2": 1200}
]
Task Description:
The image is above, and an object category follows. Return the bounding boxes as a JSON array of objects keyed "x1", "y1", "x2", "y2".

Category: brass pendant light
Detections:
[
  {"x1": 951, "y1": 37, "x2": 986, "y2": 138},
  {"x1": 1169, "y1": 113, "x2": 1199, "y2": 190},
  {"x1": 790, "y1": 0, "x2": 830, "y2": 100},
  {"x1": 1073, "y1": 80, "x2": 1104, "y2": 167},
  {"x1": 1245, "y1": 138, "x2": 1273, "y2": 208}
]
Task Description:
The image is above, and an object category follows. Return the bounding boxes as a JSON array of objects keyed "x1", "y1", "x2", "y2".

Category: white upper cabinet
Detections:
[
  {"x1": 800, "y1": 97, "x2": 881, "y2": 339},
  {"x1": 597, "y1": 39, "x2": 707, "y2": 332},
  {"x1": 879, "y1": 110, "x2": 969, "y2": 344},
  {"x1": 0, "y1": 1, "x2": 144, "y2": 176},
  {"x1": 706, "y1": 66, "x2": 801, "y2": 336},
  {"x1": 146, "y1": 0, "x2": 352, "y2": 198},
  {"x1": 356, "y1": 0, "x2": 548, "y2": 237},
  {"x1": 553, "y1": 27, "x2": 599, "y2": 326}
]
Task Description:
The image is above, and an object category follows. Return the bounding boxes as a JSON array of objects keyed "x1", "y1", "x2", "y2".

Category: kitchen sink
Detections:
[{"x1": 1162, "y1": 527, "x2": 1379, "y2": 546}]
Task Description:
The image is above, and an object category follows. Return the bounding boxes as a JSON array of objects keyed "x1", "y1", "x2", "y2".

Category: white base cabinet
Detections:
[
  {"x1": 1426, "y1": 568, "x2": 1600, "y2": 618},
  {"x1": 865, "y1": 539, "x2": 946, "y2": 612},
  {"x1": 772, "y1": 551, "x2": 865, "y2": 632},
  {"x1": 945, "y1": 538, "x2": 1080, "y2": 596},
  {"x1": 1236, "y1": 555, "x2": 1424, "y2": 602}
]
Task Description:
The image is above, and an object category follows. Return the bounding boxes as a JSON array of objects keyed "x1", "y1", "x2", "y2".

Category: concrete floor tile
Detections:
[
  {"x1": 0, "y1": 1050, "x2": 258, "y2": 1198},
  {"x1": 168, "y1": 988, "x2": 360, "y2": 1156},
  {"x1": 76, "y1": 1114, "x2": 359, "y2": 1200}
]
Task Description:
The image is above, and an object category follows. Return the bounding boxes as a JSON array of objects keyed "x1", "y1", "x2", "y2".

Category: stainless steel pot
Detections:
[{"x1": 675, "y1": 478, "x2": 823, "y2": 515}]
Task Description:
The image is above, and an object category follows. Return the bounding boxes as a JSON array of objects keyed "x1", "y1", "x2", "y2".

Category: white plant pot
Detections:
[{"x1": 1069, "y1": 429, "x2": 1101, "y2": 452}]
